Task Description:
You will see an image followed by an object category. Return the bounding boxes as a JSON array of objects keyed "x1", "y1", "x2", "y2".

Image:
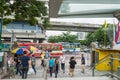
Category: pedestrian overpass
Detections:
[
  {"x1": 47, "y1": 21, "x2": 101, "y2": 32},
  {"x1": 49, "y1": 0, "x2": 120, "y2": 20}
]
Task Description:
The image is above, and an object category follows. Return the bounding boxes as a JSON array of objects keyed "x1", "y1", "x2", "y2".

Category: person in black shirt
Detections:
[
  {"x1": 69, "y1": 56, "x2": 76, "y2": 77},
  {"x1": 81, "y1": 54, "x2": 85, "y2": 73}
]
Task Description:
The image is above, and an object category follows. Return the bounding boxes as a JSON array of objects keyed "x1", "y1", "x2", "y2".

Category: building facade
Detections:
[{"x1": 1, "y1": 21, "x2": 46, "y2": 43}]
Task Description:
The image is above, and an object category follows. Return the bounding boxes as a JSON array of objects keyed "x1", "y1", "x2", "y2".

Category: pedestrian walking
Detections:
[
  {"x1": 41, "y1": 52, "x2": 45, "y2": 67},
  {"x1": 45, "y1": 50, "x2": 50, "y2": 59},
  {"x1": 81, "y1": 54, "x2": 85, "y2": 73},
  {"x1": 60, "y1": 55, "x2": 65, "y2": 73},
  {"x1": 8, "y1": 56, "x2": 16, "y2": 78},
  {"x1": 20, "y1": 51, "x2": 30, "y2": 79},
  {"x1": 15, "y1": 56, "x2": 22, "y2": 76},
  {"x1": 31, "y1": 55, "x2": 37, "y2": 74},
  {"x1": 49, "y1": 57, "x2": 54, "y2": 77},
  {"x1": 69, "y1": 56, "x2": 77, "y2": 77},
  {"x1": 54, "y1": 58, "x2": 60, "y2": 78}
]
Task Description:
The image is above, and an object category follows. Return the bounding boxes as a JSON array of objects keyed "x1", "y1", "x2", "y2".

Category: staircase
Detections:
[{"x1": 2, "y1": 76, "x2": 112, "y2": 80}]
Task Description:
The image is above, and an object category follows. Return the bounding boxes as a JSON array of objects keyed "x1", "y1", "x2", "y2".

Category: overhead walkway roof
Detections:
[{"x1": 49, "y1": 0, "x2": 120, "y2": 18}]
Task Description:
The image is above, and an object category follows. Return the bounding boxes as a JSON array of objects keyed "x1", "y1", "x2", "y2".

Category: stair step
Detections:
[{"x1": 3, "y1": 76, "x2": 112, "y2": 80}]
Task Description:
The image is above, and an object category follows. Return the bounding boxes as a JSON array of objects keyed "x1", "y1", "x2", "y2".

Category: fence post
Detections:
[{"x1": 117, "y1": 66, "x2": 120, "y2": 77}]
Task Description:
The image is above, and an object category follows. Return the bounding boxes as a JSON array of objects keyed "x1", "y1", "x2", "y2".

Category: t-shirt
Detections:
[
  {"x1": 21, "y1": 56, "x2": 30, "y2": 67},
  {"x1": 31, "y1": 57, "x2": 36, "y2": 65},
  {"x1": 45, "y1": 51, "x2": 50, "y2": 58},
  {"x1": 60, "y1": 56, "x2": 65, "y2": 63},
  {"x1": 55, "y1": 64, "x2": 59, "y2": 70},
  {"x1": 49, "y1": 59, "x2": 54, "y2": 67},
  {"x1": 69, "y1": 60, "x2": 76, "y2": 69},
  {"x1": 81, "y1": 57, "x2": 85, "y2": 64}
]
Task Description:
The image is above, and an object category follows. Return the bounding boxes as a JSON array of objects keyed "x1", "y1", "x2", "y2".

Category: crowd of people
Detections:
[
  {"x1": 7, "y1": 51, "x2": 37, "y2": 79},
  {"x1": 7, "y1": 50, "x2": 86, "y2": 79},
  {"x1": 47, "y1": 54, "x2": 85, "y2": 78}
]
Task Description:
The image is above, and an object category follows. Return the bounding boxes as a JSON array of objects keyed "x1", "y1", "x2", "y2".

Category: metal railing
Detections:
[{"x1": 90, "y1": 53, "x2": 120, "y2": 80}]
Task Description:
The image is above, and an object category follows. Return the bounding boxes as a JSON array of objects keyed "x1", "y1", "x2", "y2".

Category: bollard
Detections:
[{"x1": 117, "y1": 66, "x2": 120, "y2": 77}]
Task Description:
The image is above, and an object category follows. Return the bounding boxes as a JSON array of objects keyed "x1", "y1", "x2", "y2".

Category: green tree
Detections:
[
  {"x1": 79, "y1": 40, "x2": 88, "y2": 45},
  {"x1": 94, "y1": 25, "x2": 112, "y2": 47},
  {"x1": 85, "y1": 32, "x2": 95, "y2": 46},
  {"x1": 80, "y1": 24, "x2": 113, "y2": 47},
  {"x1": 0, "y1": 0, "x2": 50, "y2": 27},
  {"x1": 11, "y1": 0, "x2": 49, "y2": 27},
  {"x1": 48, "y1": 31, "x2": 78, "y2": 43},
  {"x1": 0, "y1": 0, "x2": 13, "y2": 25}
]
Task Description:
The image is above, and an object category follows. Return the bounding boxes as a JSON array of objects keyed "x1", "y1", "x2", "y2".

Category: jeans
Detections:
[
  {"x1": 54, "y1": 69, "x2": 58, "y2": 78},
  {"x1": 22, "y1": 66, "x2": 29, "y2": 79},
  {"x1": 49, "y1": 67, "x2": 53, "y2": 77},
  {"x1": 32, "y1": 65, "x2": 36, "y2": 74},
  {"x1": 61, "y1": 63, "x2": 65, "y2": 73},
  {"x1": 16, "y1": 64, "x2": 22, "y2": 76}
]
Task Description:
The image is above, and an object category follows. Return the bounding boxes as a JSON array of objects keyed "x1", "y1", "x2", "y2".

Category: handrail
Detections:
[
  {"x1": 105, "y1": 73, "x2": 120, "y2": 80},
  {"x1": 90, "y1": 54, "x2": 110, "y2": 70},
  {"x1": 90, "y1": 53, "x2": 120, "y2": 77},
  {"x1": 90, "y1": 53, "x2": 120, "y2": 70}
]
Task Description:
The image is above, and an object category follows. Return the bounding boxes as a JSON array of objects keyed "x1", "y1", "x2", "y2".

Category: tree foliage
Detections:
[
  {"x1": 0, "y1": 0, "x2": 50, "y2": 28},
  {"x1": 48, "y1": 31, "x2": 78, "y2": 43},
  {"x1": 48, "y1": 24, "x2": 114, "y2": 48},
  {"x1": 81, "y1": 24, "x2": 114, "y2": 47},
  {"x1": 0, "y1": 0, "x2": 12, "y2": 17}
]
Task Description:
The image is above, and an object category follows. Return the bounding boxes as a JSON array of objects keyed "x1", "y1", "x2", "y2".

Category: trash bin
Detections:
[{"x1": 117, "y1": 66, "x2": 120, "y2": 77}]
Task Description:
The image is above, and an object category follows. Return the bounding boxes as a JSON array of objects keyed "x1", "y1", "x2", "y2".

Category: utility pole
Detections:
[{"x1": 11, "y1": 31, "x2": 16, "y2": 50}]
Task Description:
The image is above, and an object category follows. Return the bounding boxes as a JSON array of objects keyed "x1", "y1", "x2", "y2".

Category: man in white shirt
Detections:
[{"x1": 60, "y1": 55, "x2": 65, "y2": 73}]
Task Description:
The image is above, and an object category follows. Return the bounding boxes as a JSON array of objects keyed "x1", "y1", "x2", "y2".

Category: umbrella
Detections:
[
  {"x1": 27, "y1": 46, "x2": 38, "y2": 52},
  {"x1": 11, "y1": 48, "x2": 29, "y2": 55}
]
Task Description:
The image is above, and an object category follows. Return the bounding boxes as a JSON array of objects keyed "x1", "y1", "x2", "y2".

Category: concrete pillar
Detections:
[
  {"x1": 3, "y1": 52, "x2": 7, "y2": 73},
  {"x1": 113, "y1": 10, "x2": 120, "y2": 21}
]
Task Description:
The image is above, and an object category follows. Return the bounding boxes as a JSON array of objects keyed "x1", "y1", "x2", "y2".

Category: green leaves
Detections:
[
  {"x1": 0, "y1": 0, "x2": 12, "y2": 17},
  {"x1": 48, "y1": 31, "x2": 78, "y2": 43},
  {"x1": 3, "y1": 18, "x2": 13, "y2": 25},
  {"x1": 0, "y1": 0, "x2": 50, "y2": 27}
]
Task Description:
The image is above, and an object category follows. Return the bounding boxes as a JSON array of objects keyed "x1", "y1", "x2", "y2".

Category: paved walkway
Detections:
[
  {"x1": 2, "y1": 76, "x2": 112, "y2": 80},
  {"x1": 1, "y1": 53, "x2": 114, "y2": 80}
]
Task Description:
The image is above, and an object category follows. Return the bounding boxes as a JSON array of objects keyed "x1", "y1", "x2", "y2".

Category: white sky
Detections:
[{"x1": 46, "y1": 18, "x2": 119, "y2": 37}]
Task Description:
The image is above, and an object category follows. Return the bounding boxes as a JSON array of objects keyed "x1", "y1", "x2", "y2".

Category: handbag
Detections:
[{"x1": 28, "y1": 68, "x2": 34, "y2": 74}]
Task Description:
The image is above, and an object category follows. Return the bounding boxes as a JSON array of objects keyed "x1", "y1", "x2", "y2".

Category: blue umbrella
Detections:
[{"x1": 16, "y1": 48, "x2": 24, "y2": 54}]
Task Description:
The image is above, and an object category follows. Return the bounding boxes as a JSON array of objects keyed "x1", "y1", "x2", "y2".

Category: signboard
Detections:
[{"x1": 0, "y1": 44, "x2": 10, "y2": 52}]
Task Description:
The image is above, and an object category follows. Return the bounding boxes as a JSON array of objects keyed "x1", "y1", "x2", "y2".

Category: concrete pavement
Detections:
[
  {"x1": 1, "y1": 53, "x2": 114, "y2": 80},
  {"x1": 2, "y1": 76, "x2": 112, "y2": 80}
]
